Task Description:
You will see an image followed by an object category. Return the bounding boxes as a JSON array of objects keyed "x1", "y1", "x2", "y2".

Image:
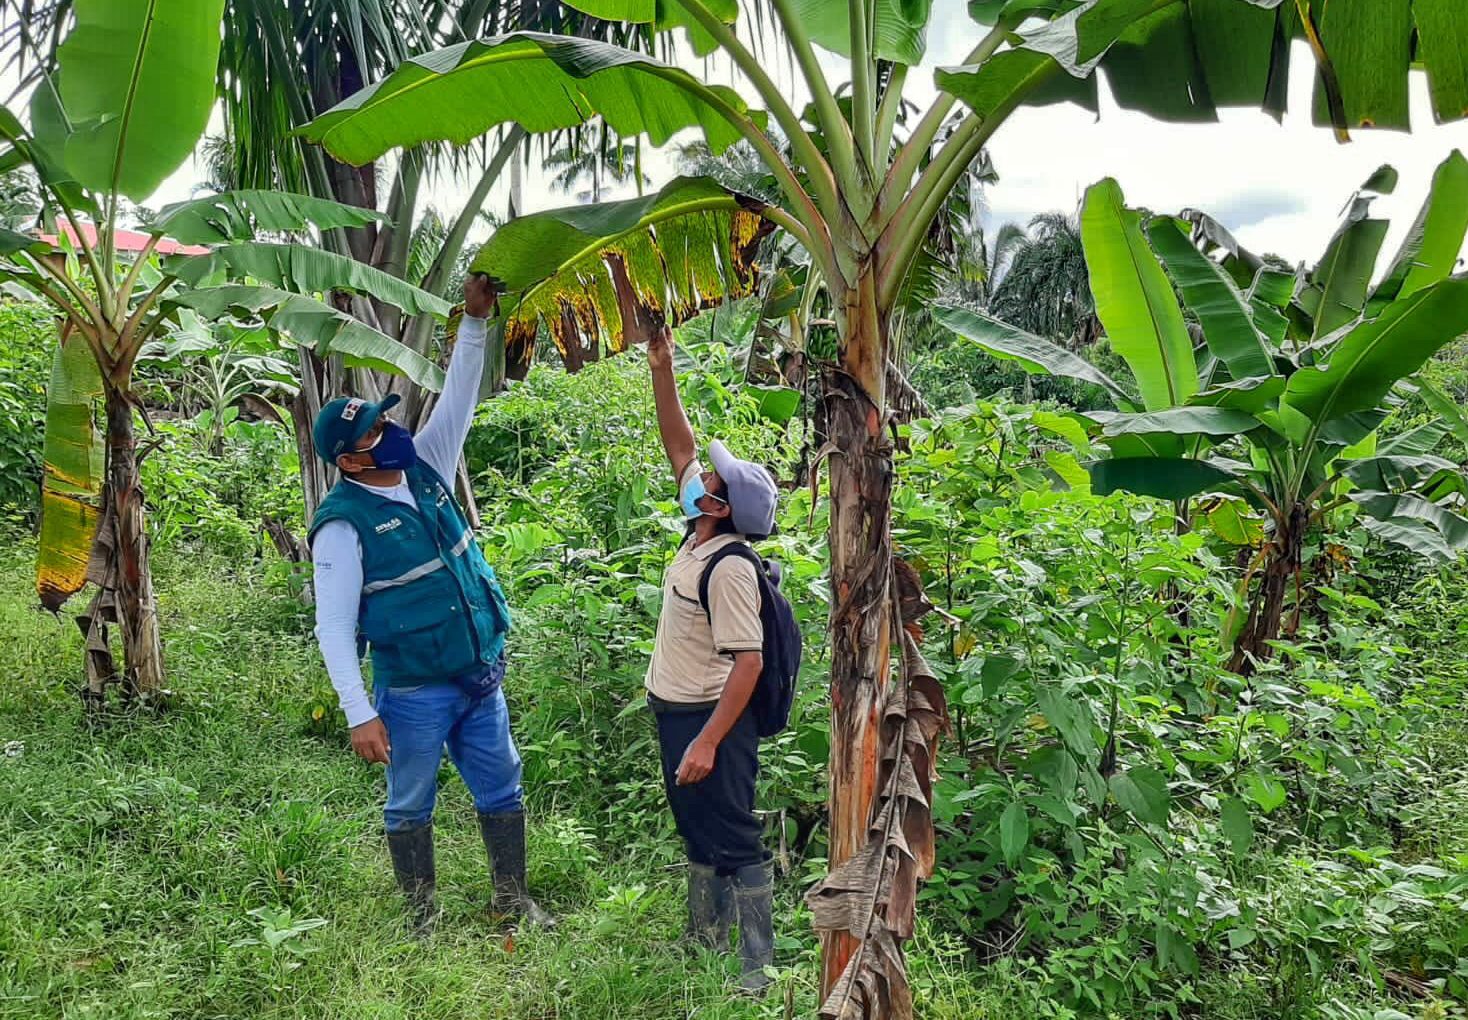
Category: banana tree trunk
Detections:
[
  {"x1": 809, "y1": 263, "x2": 949, "y2": 1018},
  {"x1": 822, "y1": 266, "x2": 895, "y2": 992},
  {"x1": 103, "y1": 385, "x2": 165, "y2": 699},
  {"x1": 1228, "y1": 502, "x2": 1306, "y2": 676}
]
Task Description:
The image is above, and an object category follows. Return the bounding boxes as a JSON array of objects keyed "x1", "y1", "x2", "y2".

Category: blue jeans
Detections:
[{"x1": 373, "y1": 682, "x2": 524, "y2": 833}]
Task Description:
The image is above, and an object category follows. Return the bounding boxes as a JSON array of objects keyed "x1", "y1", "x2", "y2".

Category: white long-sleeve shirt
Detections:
[{"x1": 311, "y1": 316, "x2": 487, "y2": 727}]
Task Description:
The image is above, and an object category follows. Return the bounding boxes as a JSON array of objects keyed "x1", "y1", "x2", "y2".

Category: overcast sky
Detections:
[{"x1": 139, "y1": 0, "x2": 1468, "y2": 271}]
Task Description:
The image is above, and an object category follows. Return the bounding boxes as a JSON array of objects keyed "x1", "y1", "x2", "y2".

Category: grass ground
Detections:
[
  {"x1": 3, "y1": 538, "x2": 1466, "y2": 1020},
  {"x1": 0, "y1": 544, "x2": 1016, "y2": 1020}
]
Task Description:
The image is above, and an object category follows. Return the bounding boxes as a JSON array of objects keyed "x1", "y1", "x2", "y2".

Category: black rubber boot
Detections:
[
  {"x1": 477, "y1": 809, "x2": 557, "y2": 928},
  {"x1": 386, "y1": 822, "x2": 437, "y2": 936},
  {"x1": 733, "y1": 861, "x2": 774, "y2": 994},
  {"x1": 686, "y1": 862, "x2": 735, "y2": 953}
]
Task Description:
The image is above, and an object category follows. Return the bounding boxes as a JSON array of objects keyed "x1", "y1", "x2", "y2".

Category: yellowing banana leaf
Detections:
[
  {"x1": 470, "y1": 176, "x2": 771, "y2": 366},
  {"x1": 37, "y1": 330, "x2": 105, "y2": 612}
]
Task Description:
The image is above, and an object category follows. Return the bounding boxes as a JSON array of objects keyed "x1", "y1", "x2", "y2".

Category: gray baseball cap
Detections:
[{"x1": 708, "y1": 439, "x2": 778, "y2": 537}]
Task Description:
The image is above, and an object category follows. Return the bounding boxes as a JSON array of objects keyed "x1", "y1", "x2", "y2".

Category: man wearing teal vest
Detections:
[{"x1": 308, "y1": 274, "x2": 552, "y2": 933}]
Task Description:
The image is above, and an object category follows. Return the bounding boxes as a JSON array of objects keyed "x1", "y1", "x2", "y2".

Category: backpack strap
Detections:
[{"x1": 696, "y1": 541, "x2": 765, "y2": 623}]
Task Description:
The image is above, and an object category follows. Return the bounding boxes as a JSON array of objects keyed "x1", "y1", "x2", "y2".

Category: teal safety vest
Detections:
[{"x1": 308, "y1": 461, "x2": 510, "y2": 687}]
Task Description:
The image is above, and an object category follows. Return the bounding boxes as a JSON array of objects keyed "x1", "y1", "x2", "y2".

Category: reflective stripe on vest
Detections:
[
  {"x1": 361, "y1": 556, "x2": 446, "y2": 594},
  {"x1": 448, "y1": 530, "x2": 472, "y2": 557}
]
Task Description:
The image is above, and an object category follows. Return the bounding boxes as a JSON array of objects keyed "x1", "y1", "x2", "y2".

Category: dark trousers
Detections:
[{"x1": 651, "y1": 696, "x2": 768, "y2": 875}]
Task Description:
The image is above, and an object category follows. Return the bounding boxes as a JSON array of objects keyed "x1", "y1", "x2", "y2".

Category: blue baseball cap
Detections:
[
  {"x1": 709, "y1": 439, "x2": 778, "y2": 538},
  {"x1": 312, "y1": 393, "x2": 401, "y2": 463}
]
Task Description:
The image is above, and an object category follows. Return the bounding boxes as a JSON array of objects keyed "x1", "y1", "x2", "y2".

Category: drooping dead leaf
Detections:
[{"x1": 806, "y1": 617, "x2": 948, "y2": 1020}]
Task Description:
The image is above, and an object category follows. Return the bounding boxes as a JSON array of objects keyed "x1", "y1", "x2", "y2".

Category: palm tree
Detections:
[
  {"x1": 989, "y1": 211, "x2": 1097, "y2": 349},
  {"x1": 544, "y1": 134, "x2": 650, "y2": 201},
  {"x1": 0, "y1": 167, "x2": 38, "y2": 229}
]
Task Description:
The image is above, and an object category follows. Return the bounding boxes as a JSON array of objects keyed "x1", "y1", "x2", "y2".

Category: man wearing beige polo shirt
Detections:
[{"x1": 645, "y1": 323, "x2": 778, "y2": 994}]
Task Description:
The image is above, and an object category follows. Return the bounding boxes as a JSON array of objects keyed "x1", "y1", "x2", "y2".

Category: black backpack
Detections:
[{"x1": 697, "y1": 542, "x2": 802, "y2": 738}]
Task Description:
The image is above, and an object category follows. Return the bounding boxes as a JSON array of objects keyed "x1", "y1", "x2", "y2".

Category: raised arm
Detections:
[
  {"x1": 609, "y1": 252, "x2": 696, "y2": 481},
  {"x1": 647, "y1": 326, "x2": 697, "y2": 481},
  {"x1": 413, "y1": 274, "x2": 500, "y2": 479}
]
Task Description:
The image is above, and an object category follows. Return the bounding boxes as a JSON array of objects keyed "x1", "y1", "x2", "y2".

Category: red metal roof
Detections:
[{"x1": 39, "y1": 221, "x2": 209, "y2": 256}]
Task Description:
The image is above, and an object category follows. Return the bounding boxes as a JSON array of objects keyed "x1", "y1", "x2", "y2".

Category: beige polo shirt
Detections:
[{"x1": 645, "y1": 461, "x2": 764, "y2": 703}]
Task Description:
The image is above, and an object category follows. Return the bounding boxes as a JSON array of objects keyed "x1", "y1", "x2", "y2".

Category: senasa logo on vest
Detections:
[{"x1": 374, "y1": 518, "x2": 404, "y2": 534}]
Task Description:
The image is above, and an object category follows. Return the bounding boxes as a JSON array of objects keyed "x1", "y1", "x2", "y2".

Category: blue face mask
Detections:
[
  {"x1": 365, "y1": 421, "x2": 417, "y2": 471},
  {"x1": 681, "y1": 474, "x2": 728, "y2": 519},
  {"x1": 681, "y1": 475, "x2": 708, "y2": 519}
]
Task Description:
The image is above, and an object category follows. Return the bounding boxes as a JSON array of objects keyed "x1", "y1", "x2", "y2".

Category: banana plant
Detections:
[
  {"x1": 296, "y1": 3, "x2": 1466, "y2": 1014},
  {"x1": 939, "y1": 152, "x2": 1468, "y2": 675},
  {"x1": 137, "y1": 315, "x2": 300, "y2": 456},
  {"x1": 1, "y1": 0, "x2": 443, "y2": 706}
]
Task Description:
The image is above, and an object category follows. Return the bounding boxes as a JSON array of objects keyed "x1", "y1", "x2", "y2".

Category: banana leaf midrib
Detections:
[
  {"x1": 1303, "y1": 286, "x2": 1435, "y2": 427},
  {"x1": 310, "y1": 34, "x2": 720, "y2": 149}
]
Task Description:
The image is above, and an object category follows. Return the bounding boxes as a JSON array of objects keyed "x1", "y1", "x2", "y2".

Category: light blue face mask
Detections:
[{"x1": 681, "y1": 475, "x2": 726, "y2": 519}]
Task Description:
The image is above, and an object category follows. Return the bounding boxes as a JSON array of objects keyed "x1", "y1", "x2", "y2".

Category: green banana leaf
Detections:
[
  {"x1": 36, "y1": 332, "x2": 105, "y2": 612},
  {"x1": 1352, "y1": 491, "x2": 1468, "y2": 550},
  {"x1": 1087, "y1": 455, "x2": 1240, "y2": 501},
  {"x1": 1366, "y1": 150, "x2": 1468, "y2": 315},
  {"x1": 1360, "y1": 515, "x2": 1458, "y2": 563},
  {"x1": 1187, "y1": 376, "x2": 1285, "y2": 413},
  {"x1": 555, "y1": 0, "x2": 738, "y2": 56},
  {"x1": 940, "y1": 0, "x2": 1173, "y2": 123},
  {"x1": 299, "y1": 33, "x2": 761, "y2": 167},
  {"x1": 152, "y1": 190, "x2": 389, "y2": 245},
  {"x1": 1205, "y1": 496, "x2": 1263, "y2": 546},
  {"x1": 55, "y1": 0, "x2": 225, "y2": 200},
  {"x1": 1100, "y1": 407, "x2": 1261, "y2": 439},
  {"x1": 168, "y1": 243, "x2": 451, "y2": 319},
  {"x1": 956, "y1": 0, "x2": 1301, "y2": 126},
  {"x1": 1082, "y1": 178, "x2": 1197, "y2": 410},
  {"x1": 1312, "y1": 0, "x2": 1413, "y2": 131},
  {"x1": 1146, "y1": 216, "x2": 1274, "y2": 379},
  {"x1": 1415, "y1": 0, "x2": 1468, "y2": 125},
  {"x1": 1296, "y1": 167, "x2": 1395, "y2": 341},
  {"x1": 784, "y1": 0, "x2": 934, "y2": 64},
  {"x1": 1339, "y1": 454, "x2": 1457, "y2": 492},
  {"x1": 932, "y1": 304, "x2": 1134, "y2": 407},
  {"x1": 1378, "y1": 420, "x2": 1451, "y2": 457},
  {"x1": 470, "y1": 176, "x2": 770, "y2": 364},
  {"x1": 1283, "y1": 276, "x2": 1468, "y2": 425},
  {"x1": 1245, "y1": 266, "x2": 1294, "y2": 347},
  {"x1": 1412, "y1": 376, "x2": 1468, "y2": 450},
  {"x1": 171, "y1": 286, "x2": 445, "y2": 391}
]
